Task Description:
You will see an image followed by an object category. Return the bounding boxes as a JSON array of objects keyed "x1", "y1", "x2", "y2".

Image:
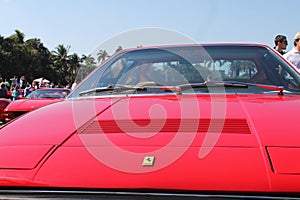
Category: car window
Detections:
[
  {"x1": 26, "y1": 89, "x2": 70, "y2": 99},
  {"x1": 69, "y1": 45, "x2": 300, "y2": 98}
]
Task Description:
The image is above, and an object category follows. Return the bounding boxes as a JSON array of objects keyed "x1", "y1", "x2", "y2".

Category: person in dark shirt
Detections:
[
  {"x1": 0, "y1": 83, "x2": 8, "y2": 98},
  {"x1": 274, "y1": 35, "x2": 288, "y2": 55}
]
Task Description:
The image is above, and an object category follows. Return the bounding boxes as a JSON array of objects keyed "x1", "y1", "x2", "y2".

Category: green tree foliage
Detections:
[
  {"x1": 0, "y1": 30, "x2": 86, "y2": 86},
  {"x1": 97, "y1": 49, "x2": 109, "y2": 63},
  {"x1": 0, "y1": 30, "x2": 124, "y2": 87},
  {"x1": 76, "y1": 54, "x2": 97, "y2": 82},
  {"x1": 115, "y1": 45, "x2": 123, "y2": 53}
]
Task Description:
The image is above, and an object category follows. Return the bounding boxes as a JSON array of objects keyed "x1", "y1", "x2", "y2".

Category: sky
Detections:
[{"x1": 0, "y1": 0, "x2": 298, "y2": 57}]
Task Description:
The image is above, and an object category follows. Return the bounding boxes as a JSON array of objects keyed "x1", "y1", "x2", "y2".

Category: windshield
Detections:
[
  {"x1": 69, "y1": 45, "x2": 300, "y2": 98},
  {"x1": 26, "y1": 89, "x2": 70, "y2": 99}
]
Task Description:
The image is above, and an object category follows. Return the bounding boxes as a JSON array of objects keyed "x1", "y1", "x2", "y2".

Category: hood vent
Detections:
[{"x1": 79, "y1": 118, "x2": 251, "y2": 134}]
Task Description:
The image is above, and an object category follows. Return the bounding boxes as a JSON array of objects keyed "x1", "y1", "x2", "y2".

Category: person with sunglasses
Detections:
[
  {"x1": 284, "y1": 32, "x2": 300, "y2": 69},
  {"x1": 274, "y1": 34, "x2": 288, "y2": 55}
]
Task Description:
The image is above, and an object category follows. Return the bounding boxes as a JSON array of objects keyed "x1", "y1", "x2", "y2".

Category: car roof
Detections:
[{"x1": 119, "y1": 43, "x2": 269, "y2": 52}]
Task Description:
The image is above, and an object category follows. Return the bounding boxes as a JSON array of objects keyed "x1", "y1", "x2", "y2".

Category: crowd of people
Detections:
[
  {"x1": 0, "y1": 76, "x2": 75, "y2": 101},
  {"x1": 274, "y1": 32, "x2": 300, "y2": 69}
]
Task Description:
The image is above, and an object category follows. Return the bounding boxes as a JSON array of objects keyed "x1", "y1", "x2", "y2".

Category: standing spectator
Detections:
[
  {"x1": 284, "y1": 32, "x2": 300, "y2": 69},
  {"x1": 71, "y1": 80, "x2": 79, "y2": 90},
  {"x1": 65, "y1": 83, "x2": 72, "y2": 89},
  {"x1": 0, "y1": 83, "x2": 8, "y2": 98},
  {"x1": 49, "y1": 82, "x2": 55, "y2": 88},
  {"x1": 24, "y1": 83, "x2": 32, "y2": 97},
  {"x1": 32, "y1": 81, "x2": 39, "y2": 90},
  {"x1": 274, "y1": 35, "x2": 288, "y2": 55},
  {"x1": 19, "y1": 75, "x2": 26, "y2": 89},
  {"x1": 4, "y1": 80, "x2": 10, "y2": 90},
  {"x1": 56, "y1": 82, "x2": 64, "y2": 88},
  {"x1": 0, "y1": 78, "x2": 8, "y2": 98},
  {"x1": 10, "y1": 77, "x2": 17, "y2": 91},
  {"x1": 38, "y1": 77, "x2": 44, "y2": 88},
  {"x1": 12, "y1": 85, "x2": 21, "y2": 101},
  {"x1": 4, "y1": 81, "x2": 11, "y2": 99}
]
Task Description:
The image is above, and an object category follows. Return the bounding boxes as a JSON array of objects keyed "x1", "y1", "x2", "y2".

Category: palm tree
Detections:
[
  {"x1": 24, "y1": 38, "x2": 52, "y2": 81},
  {"x1": 52, "y1": 44, "x2": 70, "y2": 85},
  {"x1": 10, "y1": 30, "x2": 25, "y2": 44},
  {"x1": 68, "y1": 53, "x2": 81, "y2": 83},
  {"x1": 228, "y1": 60, "x2": 256, "y2": 79},
  {"x1": 82, "y1": 54, "x2": 96, "y2": 66},
  {"x1": 53, "y1": 45, "x2": 69, "y2": 59},
  {"x1": 77, "y1": 54, "x2": 97, "y2": 81},
  {"x1": 115, "y1": 46, "x2": 123, "y2": 53},
  {"x1": 8, "y1": 30, "x2": 27, "y2": 78},
  {"x1": 97, "y1": 50, "x2": 109, "y2": 63}
]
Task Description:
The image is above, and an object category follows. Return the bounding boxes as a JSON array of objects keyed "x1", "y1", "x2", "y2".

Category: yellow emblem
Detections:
[{"x1": 142, "y1": 156, "x2": 155, "y2": 166}]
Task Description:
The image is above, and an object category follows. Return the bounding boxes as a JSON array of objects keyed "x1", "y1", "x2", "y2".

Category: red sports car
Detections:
[
  {"x1": 3, "y1": 88, "x2": 71, "y2": 123},
  {"x1": 0, "y1": 44, "x2": 300, "y2": 199},
  {"x1": 0, "y1": 98, "x2": 10, "y2": 123}
]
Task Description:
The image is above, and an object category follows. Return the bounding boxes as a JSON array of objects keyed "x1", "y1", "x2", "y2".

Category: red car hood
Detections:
[
  {"x1": 4, "y1": 98, "x2": 63, "y2": 112},
  {"x1": 0, "y1": 93, "x2": 300, "y2": 190},
  {"x1": 1, "y1": 93, "x2": 299, "y2": 147}
]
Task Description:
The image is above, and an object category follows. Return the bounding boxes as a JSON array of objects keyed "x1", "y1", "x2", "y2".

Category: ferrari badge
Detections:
[{"x1": 142, "y1": 156, "x2": 155, "y2": 166}]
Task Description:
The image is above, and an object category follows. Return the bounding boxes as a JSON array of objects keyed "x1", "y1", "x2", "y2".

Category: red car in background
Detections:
[
  {"x1": 0, "y1": 98, "x2": 11, "y2": 123},
  {"x1": 1, "y1": 44, "x2": 300, "y2": 198},
  {"x1": 3, "y1": 88, "x2": 70, "y2": 123}
]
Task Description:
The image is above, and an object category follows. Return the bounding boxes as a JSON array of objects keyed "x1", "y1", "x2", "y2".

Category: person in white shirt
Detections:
[{"x1": 283, "y1": 32, "x2": 300, "y2": 69}]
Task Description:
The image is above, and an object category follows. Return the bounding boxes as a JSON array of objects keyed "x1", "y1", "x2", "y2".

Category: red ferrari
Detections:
[
  {"x1": 0, "y1": 98, "x2": 10, "y2": 123},
  {"x1": 3, "y1": 88, "x2": 71, "y2": 123},
  {"x1": 0, "y1": 44, "x2": 300, "y2": 199}
]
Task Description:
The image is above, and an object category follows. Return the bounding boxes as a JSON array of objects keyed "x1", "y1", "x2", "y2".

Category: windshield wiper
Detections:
[
  {"x1": 79, "y1": 84, "x2": 137, "y2": 96},
  {"x1": 79, "y1": 81, "x2": 285, "y2": 97},
  {"x1": 79, "y1": 86, "x2": 112, "y2": 96},
  {"x1": 177, "y1": 81, "x2": 284, "y2": 95},
  {"x1": 79, "y1": 84, "x2": 181, "y2": 96},
  {"x1": 222, "y1": 81, "x2": 284, "y2": 95}
]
